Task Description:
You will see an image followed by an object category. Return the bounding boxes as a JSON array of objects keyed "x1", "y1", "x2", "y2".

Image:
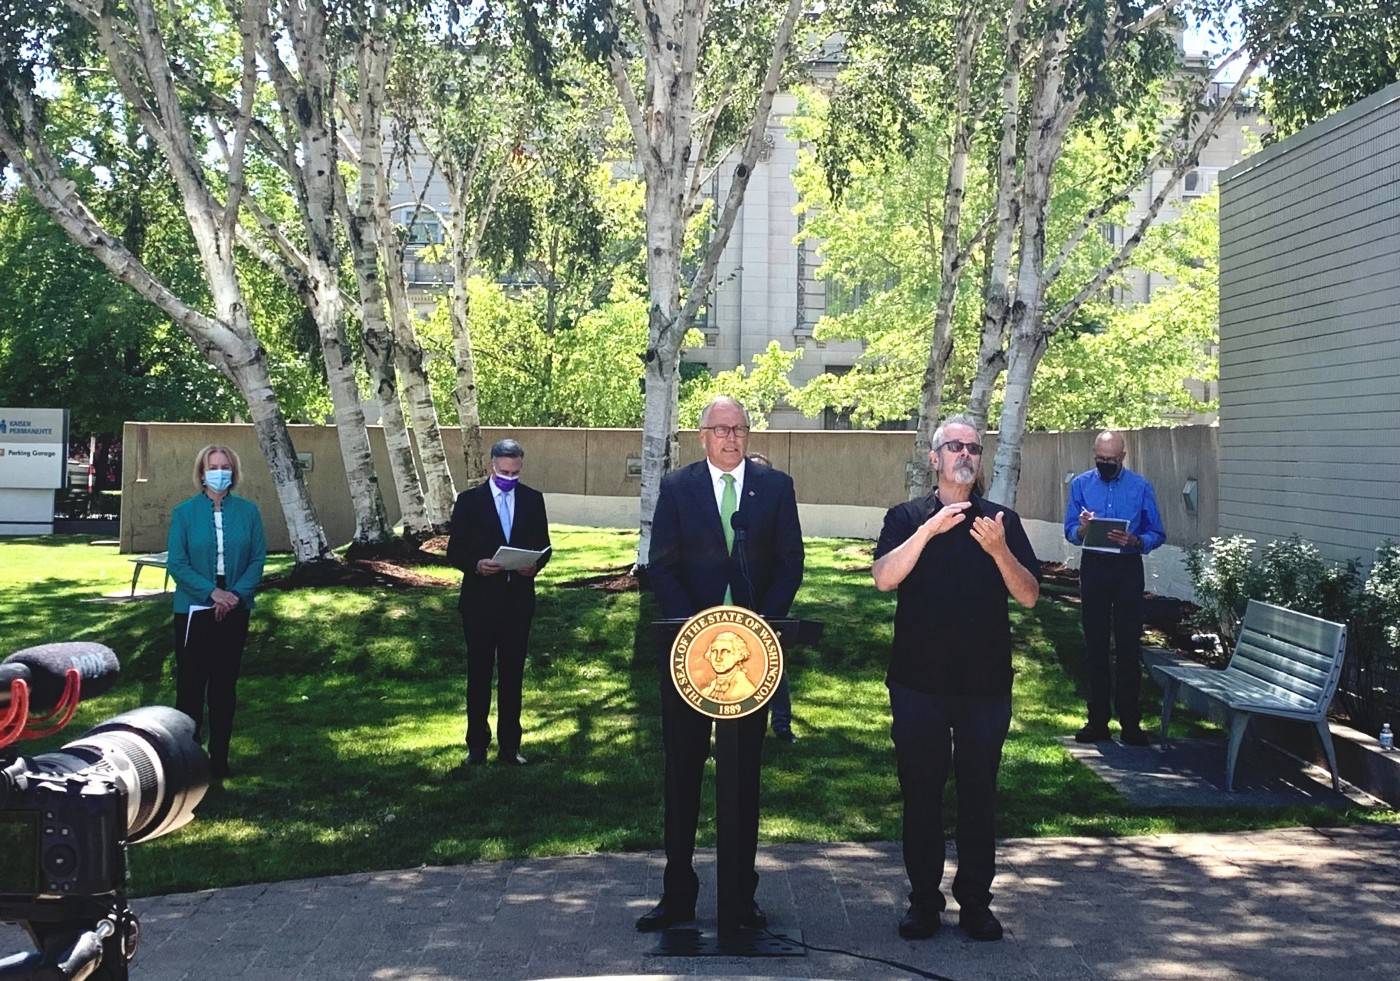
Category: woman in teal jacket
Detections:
[{"x1": 167, "y1": 444, "x2": 266, "y2": 780}]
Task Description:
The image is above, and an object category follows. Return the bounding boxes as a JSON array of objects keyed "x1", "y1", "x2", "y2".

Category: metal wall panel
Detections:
[{"x1": 1219, "y1": 83, "x2": 1400, "y2": 569}]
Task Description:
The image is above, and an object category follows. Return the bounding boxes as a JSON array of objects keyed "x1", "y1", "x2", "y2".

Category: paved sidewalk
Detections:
[{"x1": 4, "y1": 826, "x2": 1398, "y2": 979}]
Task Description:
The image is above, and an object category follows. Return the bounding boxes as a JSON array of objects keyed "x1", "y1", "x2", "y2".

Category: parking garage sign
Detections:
[{"x1": 0, "y1": 408, "x2": 69, "y2": 489}]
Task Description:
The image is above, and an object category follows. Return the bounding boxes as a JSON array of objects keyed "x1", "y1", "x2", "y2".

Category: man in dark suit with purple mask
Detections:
[{"x1": 447, "y1": 438, "x2": 551, "y2": 766}]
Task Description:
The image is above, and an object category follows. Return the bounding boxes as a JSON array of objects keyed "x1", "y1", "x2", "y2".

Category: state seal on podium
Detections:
[{"x1": 669, "y1": 605, "x2": 784, "y2": 720}]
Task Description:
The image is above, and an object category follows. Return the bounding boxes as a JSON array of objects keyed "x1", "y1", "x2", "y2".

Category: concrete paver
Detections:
[{"x1": 2, "y1": 826, "x2": 1397, "y2": 979}]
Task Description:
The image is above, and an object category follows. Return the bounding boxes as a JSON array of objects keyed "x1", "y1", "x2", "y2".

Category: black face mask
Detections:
[{"x1": 1096, "y1": 460, "x2": 1121, "y2": 481}]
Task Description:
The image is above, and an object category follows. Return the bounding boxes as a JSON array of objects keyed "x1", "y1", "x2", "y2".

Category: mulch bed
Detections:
[
  {"x1": 556, "y1": 569, "x2": 640, "y2": 593},
  {"x1": 263, "y1": 558, "x2": 456, "y2": 590},
  {"x1": 263, "y1": 536, "x2": 457, "y2": 590}
]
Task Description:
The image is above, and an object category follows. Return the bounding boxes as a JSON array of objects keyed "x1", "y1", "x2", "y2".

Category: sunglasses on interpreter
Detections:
[{"x1": 937, "y1": 439, "x2": 983, "y2": 455}]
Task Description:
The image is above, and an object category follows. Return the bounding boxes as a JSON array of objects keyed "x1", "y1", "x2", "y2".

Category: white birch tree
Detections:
[
  {"x1": 335, "y1": 3, "x2": 433, "y2": 541},
  {"x1": 256, "y1": 0, "x2": 395, "y2": 545},
  {"x1": 376, "y1": 127, "x2": 457, "y2": 529},
  {"x1": 394, "y1": 34, "x2": 542, "y2": 486},
  {"x1": 592, "y1": 0, "x2": 807, "y2": 565},
  {"x1": 984, "y1": 1, "x2": 1304, "y2": 505},
  {"x1": 0, "y1": 0, "x2": 334, "y2": 564},
  {"x1": 821, "y1": 0, "x2": 1304, "y2": 507},
  {"x1": 907, "y1": 8, "x2": 992, "y2": 497}
]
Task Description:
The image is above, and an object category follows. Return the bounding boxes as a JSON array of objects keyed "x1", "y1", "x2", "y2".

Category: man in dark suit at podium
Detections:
[
  {"x1": 636, "y1": 396, "x2": 805, "y2": 933},
  {"x1": 446, "y1": 438, "x2": 551, "y2": 766}
]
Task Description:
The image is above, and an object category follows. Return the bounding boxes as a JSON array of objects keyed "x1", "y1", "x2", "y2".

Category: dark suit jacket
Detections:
[
  {"x1": 648, "y1": 460, "x2": 803, "y2": 621},
  {"x1": 446, "y1": 480, "x2": 551, "y2": 615}
]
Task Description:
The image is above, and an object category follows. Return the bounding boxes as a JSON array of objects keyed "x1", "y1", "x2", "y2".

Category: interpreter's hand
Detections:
[
  {"x1": 1077, "y1": 508, "x2": 1095, "y2": 535},
  {"x1": 517, "y1": 564, "x2": 538, "y2": 578},
  {"x1": 1107, "y1": 529, "x2": 1141, "y2": 548},
  {"x1": 920, "y1": 501, "x2": 972, "y2": 538},
  {"x1": 476, "y1": 559, "x2": 504, "y2": 576},
  {"x1": 970, "y1": 511, "x2": 1010, "y2": 557}
]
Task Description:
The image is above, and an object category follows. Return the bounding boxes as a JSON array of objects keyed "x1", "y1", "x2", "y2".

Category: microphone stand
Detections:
[{"x1": 729, "y1": 513, "x2": 755, "y2": 609}]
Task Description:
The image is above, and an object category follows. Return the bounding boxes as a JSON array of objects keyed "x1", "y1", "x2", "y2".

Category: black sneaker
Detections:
[
  {"x1": 1074, "y1": 724, "x2": 1111, "y2": 743},
  {"x1": 1120, "y1": 727, "x2": 1151, "y2": 747},
  {"x1": 898, "y1": 903, "x2": 940, "y2": 939},
  {"x1": 958, "y1": 906, "x2": 1003, "y2": 941}
]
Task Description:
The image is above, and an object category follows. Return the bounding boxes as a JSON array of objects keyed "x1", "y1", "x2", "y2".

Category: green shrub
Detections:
[
  {"x1": 1187, "y1": 536, "x2": 1400, "y2": 731},
  {"x1": 1185, "y1": 535, "x2": 1263, "y2": 647},
  {"x1": 1258, "y1": 535, "x2": 1363, "y2": 625}
]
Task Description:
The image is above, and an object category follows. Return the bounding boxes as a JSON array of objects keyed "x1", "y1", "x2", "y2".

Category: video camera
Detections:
[{"x1": 0, "y1": 643, "x2": 210, "y2": 981}]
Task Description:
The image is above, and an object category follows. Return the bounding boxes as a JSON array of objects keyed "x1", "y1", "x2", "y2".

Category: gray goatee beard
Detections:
[{"x1": 951, "y1": 464, "x2": 977, "y2": 485}]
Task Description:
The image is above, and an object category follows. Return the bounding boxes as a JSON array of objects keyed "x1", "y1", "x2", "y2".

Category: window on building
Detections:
[
  {"x1": 824, "y1": 272, "x2": 898, "y2": 317},
  {"x1": 406, "y1": 217, "x2": 443, "y2": 246}
]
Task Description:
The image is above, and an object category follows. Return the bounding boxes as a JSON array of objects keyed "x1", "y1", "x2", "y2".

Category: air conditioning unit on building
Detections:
[{"x1": 1182, "y1": 168, "x2": 1216, "y2": 197}]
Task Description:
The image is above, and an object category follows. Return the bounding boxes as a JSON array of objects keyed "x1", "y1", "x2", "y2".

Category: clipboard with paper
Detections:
[
  {"x1": 1081, "y1": 517, "x2": 1129, "y2": 554},
  {"x1": 491, "y1": 545, "x2": 551, "y2": 571}
]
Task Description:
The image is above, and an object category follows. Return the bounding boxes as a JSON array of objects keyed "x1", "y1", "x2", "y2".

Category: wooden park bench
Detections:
[
  {"x1": 1152, "y1": 599, "x2": 1348, "y2": 792},
  {"x1": 127, "y1": 551, "x2": 171, "y2": 597}
]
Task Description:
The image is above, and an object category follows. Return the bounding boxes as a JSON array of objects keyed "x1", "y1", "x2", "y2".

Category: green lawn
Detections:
[{"x1": 0, "y1": 530, "x2": 1393, "y2": 897}]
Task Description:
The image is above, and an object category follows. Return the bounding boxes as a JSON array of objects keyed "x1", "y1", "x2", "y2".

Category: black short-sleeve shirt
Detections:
[{"x1": 874, "y1": 492, "x2": 1040, "y2": 696}]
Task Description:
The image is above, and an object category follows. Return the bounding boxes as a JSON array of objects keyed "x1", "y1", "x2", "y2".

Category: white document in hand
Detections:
[
  {"x1": 492, "y1": 545, "x2": 551, "y2": 572},
  {"x1": 185, "y1": 605, "x2": 213, "y2": 645}
]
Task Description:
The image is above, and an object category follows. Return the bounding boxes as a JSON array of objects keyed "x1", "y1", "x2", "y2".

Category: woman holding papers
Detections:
[{"x1": 166, "y1": 444, "x2": 267, "y2": 781}]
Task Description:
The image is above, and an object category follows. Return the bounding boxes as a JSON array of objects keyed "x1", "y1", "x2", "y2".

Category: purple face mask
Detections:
[{"x1": 492, "y1": 471, "x2": 520, "y2": 492}]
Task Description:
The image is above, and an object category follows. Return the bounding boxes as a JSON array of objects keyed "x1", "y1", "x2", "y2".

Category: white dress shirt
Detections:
[
  {"x1": 213, "y1": 510, "x2": 226, "y2": 577},
  {"x1": 705, "y1": 458, "x2": 746, "y2": 514}
]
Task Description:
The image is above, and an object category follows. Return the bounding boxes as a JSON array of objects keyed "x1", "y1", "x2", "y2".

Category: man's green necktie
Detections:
[{"x1": 720, "y1": 472, "x2": 736, "y2": 604}]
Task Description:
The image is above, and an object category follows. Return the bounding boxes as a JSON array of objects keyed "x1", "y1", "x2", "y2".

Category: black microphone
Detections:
[
  {"x1": 730, "y1": 509, "x2": 749, "y2": 542},
  {"x1": 729, "y1": 511, "x2": 756, "y2": 607},
  {"x1": 1, "y1": 643, "x2": 120, "y2": 711}
]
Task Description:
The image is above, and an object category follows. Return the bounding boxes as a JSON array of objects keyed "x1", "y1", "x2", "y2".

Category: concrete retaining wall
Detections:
[{"x1": 121, "y1": 422, "x2": 1218, "y2": 597}]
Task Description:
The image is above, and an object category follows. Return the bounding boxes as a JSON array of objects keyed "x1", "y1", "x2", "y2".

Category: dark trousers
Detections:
[
  {"x1": 658, "y1": 666, "x2": 767, "y2": 909},
  {"x1": 173, "y1": 608, "x2": 250, "y2": 770},
  {"x1": 769, "y1": 673, "x2": 792, "y2": 732},
  {"x1": 889, "y1": 682, "x2": 1012, "y2": 914},
  {"x1": 462, "y1": 609, "x2": 532, "y2": 757},
  {"x1": 1079, "y1": 552, "x2": 1146, "y2": 730}
]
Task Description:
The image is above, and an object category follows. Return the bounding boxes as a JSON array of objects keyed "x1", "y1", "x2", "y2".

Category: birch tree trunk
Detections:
[
  {"x1": 1, "y1": 1, "x2": 332, "y2": 563},
  {"x1": 437, "y1": 136, "x2": 513, "y2": 487},
  {"x1": 985, "y1": 17, "x2": 1073, "y2": 504},
  {"x1": 609, "y1": 0, "x2": 805, "y2": 566},
  {"x1": 341, "y1": 19, "x2": 432, "y2": 540},
  {"x1": 448, "y1": 240, "x2": 488, "y2": 486},
  {"x1": 265, "y1": 0, "x2": 393, "y2": 545},
  {"x1": 966, "y1": 0, "x2": 1029, "y2": 432},
  {"x1": 376, "y1": 184, "x2": 457, "y2": 529},
  {"x1": 985, "y1": 6, "x2": 1295, "y2": 506},
  {"x1": 908, "y1": 11, "x2": 984, "y2": 499}
]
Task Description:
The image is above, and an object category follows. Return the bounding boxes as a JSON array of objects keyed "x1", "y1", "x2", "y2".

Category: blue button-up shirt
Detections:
[{"x1": 1063, "y1": 467, "x2": 1166, "y2": 555}]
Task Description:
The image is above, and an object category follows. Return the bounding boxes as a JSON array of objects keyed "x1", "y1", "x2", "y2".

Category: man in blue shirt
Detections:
[{"x1": 1063, "y1": 431, "x2": 1166, "y2": 746}]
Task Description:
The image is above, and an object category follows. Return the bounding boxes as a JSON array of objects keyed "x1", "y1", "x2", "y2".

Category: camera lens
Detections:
[{"x1": 25, "y1": 706, "x2": 209, "y2": 844}]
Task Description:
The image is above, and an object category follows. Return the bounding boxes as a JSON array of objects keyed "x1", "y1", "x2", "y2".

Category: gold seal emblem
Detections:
[{"x1": 670, "y1": 605, "x2": 784, "y2": 720}]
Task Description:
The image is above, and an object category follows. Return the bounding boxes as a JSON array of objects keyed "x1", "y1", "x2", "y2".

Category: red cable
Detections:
[
  {"x1": 19, "y1": 669, "x2": 83, "y2": 740},
  {"x1": 0, "y1": 679, "x2": 30, "y2": 748}
]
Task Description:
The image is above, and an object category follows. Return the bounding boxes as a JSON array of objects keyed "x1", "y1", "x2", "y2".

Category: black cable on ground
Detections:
[{"x1": 761, "y1": 928, "x2": 961, "y2": 980}]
